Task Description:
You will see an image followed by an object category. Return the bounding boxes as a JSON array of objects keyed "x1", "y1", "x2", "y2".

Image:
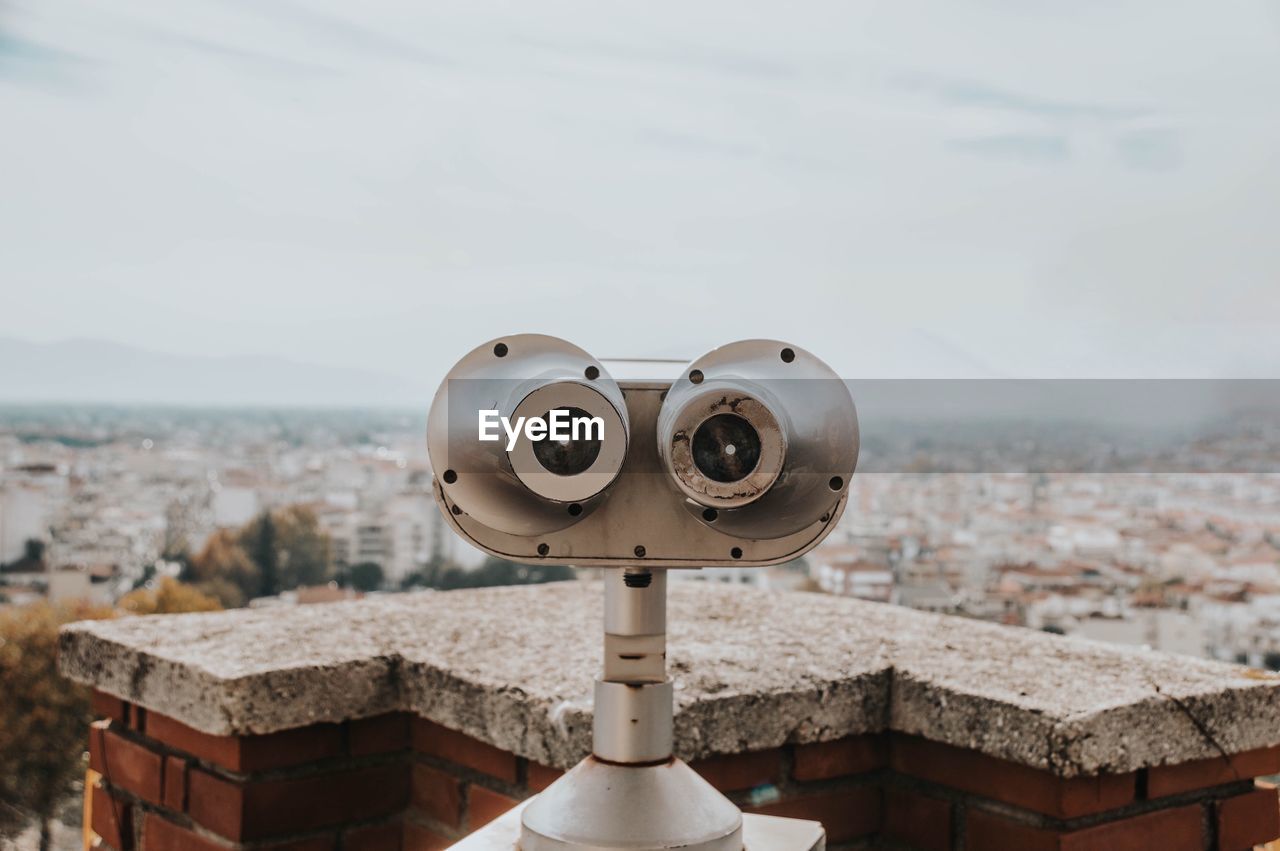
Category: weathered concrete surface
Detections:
[{"x1": 59, "y1": 583, "x2": 1280, "y2": 775}]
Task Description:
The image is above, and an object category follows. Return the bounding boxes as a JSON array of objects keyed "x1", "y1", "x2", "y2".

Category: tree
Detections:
[
  {"x1": 0, "y1": 602, "x2": 113, "y2": 851},
  {"x1": 343, "y1": 562, "x2": 384, "y2": 592},
  {"x1": 162, "y1": 497, "x2": 199, "y2": 561},
  {"x1": 118, "y1": 578, "x2": 223, "y2": 616},
  {"x1": 188, "y1": 529, "x2": 259, "y2": 607},
  {"x1": 22, "y1": 538, "x2": 45, "y2": 565},
  {"x1": 238, "y1": 506, "x2": 332, "y2": 596},
  {"x1": 272, "y1": 506, "x2": 332, "y2": 590},
  {"x1": 438, "y1": 557, "x2": 575, "y2": 590},
  {"x1": 243, "y1": 510, "x2": 279, "y2": 597},
  {"x1": 1, "y1": 539, "x2": 46, "y2": 574}
]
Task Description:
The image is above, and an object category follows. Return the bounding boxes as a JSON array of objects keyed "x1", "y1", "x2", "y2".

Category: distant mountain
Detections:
[{"x1": 0, "y1": 338, "x2": 426, "y2": 407}]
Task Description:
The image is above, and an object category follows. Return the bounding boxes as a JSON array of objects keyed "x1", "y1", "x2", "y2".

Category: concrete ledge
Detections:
[{"x1": 59, "y1": 583, "x2": 1280, "y2": 776}]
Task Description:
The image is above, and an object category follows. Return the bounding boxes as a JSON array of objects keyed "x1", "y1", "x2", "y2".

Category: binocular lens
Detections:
[
  {"x1": 532, "y1": 407, "x2": 603, "y2": 476},
  {"x1": 692, "y1": 414, "x2": 761, "y2": 483}
]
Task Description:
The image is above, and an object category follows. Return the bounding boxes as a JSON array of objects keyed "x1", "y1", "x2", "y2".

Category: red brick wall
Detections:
[{"x1": 85, "y1": 690, "x2": 1280, "y2": 851}]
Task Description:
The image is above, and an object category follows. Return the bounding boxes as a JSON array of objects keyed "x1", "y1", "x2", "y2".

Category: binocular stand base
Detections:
[
  {"x1": 451, "y1": 796, "x2": 824, "y2": 851},
  {"x1": 447, "y1": 757, "x2": 824, "y2": 851},
  {"x1": 445, "y1": 570, "x2": 824, "y2": 851}
]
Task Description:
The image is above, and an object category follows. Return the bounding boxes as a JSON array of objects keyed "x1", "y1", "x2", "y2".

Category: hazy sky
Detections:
[{"x1": 2, "y1": 1, "x2": 1279, "y2": 383}]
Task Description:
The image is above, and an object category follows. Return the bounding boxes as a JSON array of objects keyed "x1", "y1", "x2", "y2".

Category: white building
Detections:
[
  {"x1": 1074, "y1": 610, "x2": 1206, "y2": 658},
  {"x1": 0, "y1": 481, "x2": 55, "y2": 563},
  {"x1": 212, "y1": 485, "x2": 259, "y2": 529}
]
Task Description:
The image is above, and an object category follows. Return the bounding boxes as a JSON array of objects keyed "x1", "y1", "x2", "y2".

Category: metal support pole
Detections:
[
  {"x1": 595, "y1": 568, "x2": 672, "y2": 764},
  {"x1": 519, "y1": 570, "x2": 745, "y2": 851}
]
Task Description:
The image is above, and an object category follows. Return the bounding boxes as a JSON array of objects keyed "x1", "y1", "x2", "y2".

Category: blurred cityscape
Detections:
[{"x1": 3, "y1": 404, "x2": 1279, "y2": 667}]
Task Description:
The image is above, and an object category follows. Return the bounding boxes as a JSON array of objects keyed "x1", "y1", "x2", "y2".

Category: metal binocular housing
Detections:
[{"x1": 427, "y1": 333, "x2": 858, "y2": 568}]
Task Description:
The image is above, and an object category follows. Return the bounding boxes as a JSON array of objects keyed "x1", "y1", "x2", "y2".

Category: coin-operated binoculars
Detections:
[{"x1": 427, "y1": 335, "x2": 858, "y2": 851}]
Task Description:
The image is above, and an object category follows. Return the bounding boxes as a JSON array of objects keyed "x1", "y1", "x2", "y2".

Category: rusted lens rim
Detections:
[
  {"x1": 507, "y1": 381, "x2": 629, "y2": 503},
  {"x1": 666, "y1": 392, "x2": 785, "y2": 508}
]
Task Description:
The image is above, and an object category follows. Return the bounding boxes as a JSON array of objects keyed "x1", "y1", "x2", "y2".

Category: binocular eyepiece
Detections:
[{"x1": 427, "y1": 334, "x2": 857, "y2": 566}]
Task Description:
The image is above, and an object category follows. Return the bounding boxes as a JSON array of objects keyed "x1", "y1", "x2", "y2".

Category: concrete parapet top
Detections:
[{"x1": 59, "y1": 582, "x2": 1280, "y2": 776}]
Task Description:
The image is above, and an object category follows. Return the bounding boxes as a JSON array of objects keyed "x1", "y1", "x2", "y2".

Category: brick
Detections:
[
  {"x1": 526, "y1": 761, "x2": 563, "y2": 793},
  {"x1": 1217, "y1": 784, "x2": 1280, "y2": 850},
  {"x1": 967, "y1": 804, "x2": 1204, "y2": 851},
  {"x1": 143, "y1": 816, "x2": 338, "y2": 851},
  {"x1": 89, "y1": 719, "x2": 109, "y2": 774},
  {"x1": 146, "y1": 713, "x2": 239, "y2": 767},
  {"x1": 412, "y1": 718, "x2": 518, "y2": 784},
  {"x1": 749, "y1": 786, "x2": 881, "y2": 843},
  {"x1": 187, "y1": 770, "x2": 245, "y2": 840},
  {"x1": 965, "y1": 810, "x2": 1059, "y2": 851},
  {"x1": 793, "y1": 735, "x2": 887, "y2": 782},
  {"x1": 130, "y1": 705, "x2": 147, "y2": 733},
  {"x1": 1149, "y1": 744, "x2": 1280, "y2": 798},
  {"x1": 102, "y1": 728, "x2": 165, "y2": 805},
  {"x1": 259, "y1": 834, "x2": 337, "y2": 849},
  {"x1": 259, "y1": 835, "x2": 336, "y2": 850},
  {"x1": 260, "y1": 838, "x2": 338, "y2": 851},
  {"x1": 163, "y1": 756, "x2": 188, "y2": 811},
  {"x1": 469, "y1": 785, "x2": 519, "y2": 829},
  {"x1": 411, "y1": 763, "x2": 463, "y2": 828},
  {"x1": 882, "y1": 786, "x2": 951, "y2": 851},
  {"x1": 1063, "y1": 804, "x2": 1202, "y2": 851},
  {"x1": 147, "y1": 711, "x2": 343, "y2": 772},
  {"x1": 891, "y1": 735, "x2": 1135, "y2": 818},
  {"x1": 690, "y1": 749, "x2": 782, "y2": 792},
  {"x1": 344, "y1": 820, "x2": 403, "y2": 851},
  {"x1": 92, "y1": 782, "x2": 132, "y2": 850},
  {"x1": 350, "y1": 713, "x2": 411, "y2": 756},
  {"x1": 188, "y1": 763, "x2": 409, "y2": 841},
  {"x1": 141, "y1": 814, "x2": 226, "y2": 851},
  {"x1": 92, "y1": 690, "x2": 128, "y2": 724},
  {"x1": 1055, "y1": 773, "x2": 1139, "y2": 819},
  {"x1": 403, "y1": 821, "x2": 453, "y2": 851}
]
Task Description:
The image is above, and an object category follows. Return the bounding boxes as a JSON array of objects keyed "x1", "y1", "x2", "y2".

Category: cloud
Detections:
[
  {"x1": 948, "y1": 133, "x2": 1070, "y2": 164},
  {"x1": 211, "y1": 0, "x2": 450, "y2": 67},
  {"x1": 0, "y1": 0, "x2": 1277, "y2": 380},
  {"x1": 1114, "y1": 128, "x2": 1181, "y2": 172},
  {"x1": 0, "y1": 29, "x2": 89, "y2": 87},
  {"x1": 894, "y1": 73, "x2": 1147, "y2": 122}
]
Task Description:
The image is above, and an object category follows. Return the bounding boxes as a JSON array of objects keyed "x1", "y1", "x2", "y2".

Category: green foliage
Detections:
[
  {"x1": 342, "y1": 561, "x2": 384, "y2": 592},
  {"x1": 0, "y1": 538, "x2": 47, "y2": 574},
  {"x1": 22, "y1": 539, "x2": 45, "y2": 564},
  {"x1": 186, "y1": 506, "x2": 332, "y2": 605},
  {"x1": 239, "y1": 507, "x2": 331, "y2": 595},
  {"x1": 131, "y1": 562, "x2": 157, "y2": 591},
  {"x1": 0, "y1": 602, "x2": 113, "y2": 844},
  {"x1": 244, "y1": 510, "x2": 279, "y2": 597},
  {"x1": 436, "y1": 557, "x2": 575, "y2": 590}
]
